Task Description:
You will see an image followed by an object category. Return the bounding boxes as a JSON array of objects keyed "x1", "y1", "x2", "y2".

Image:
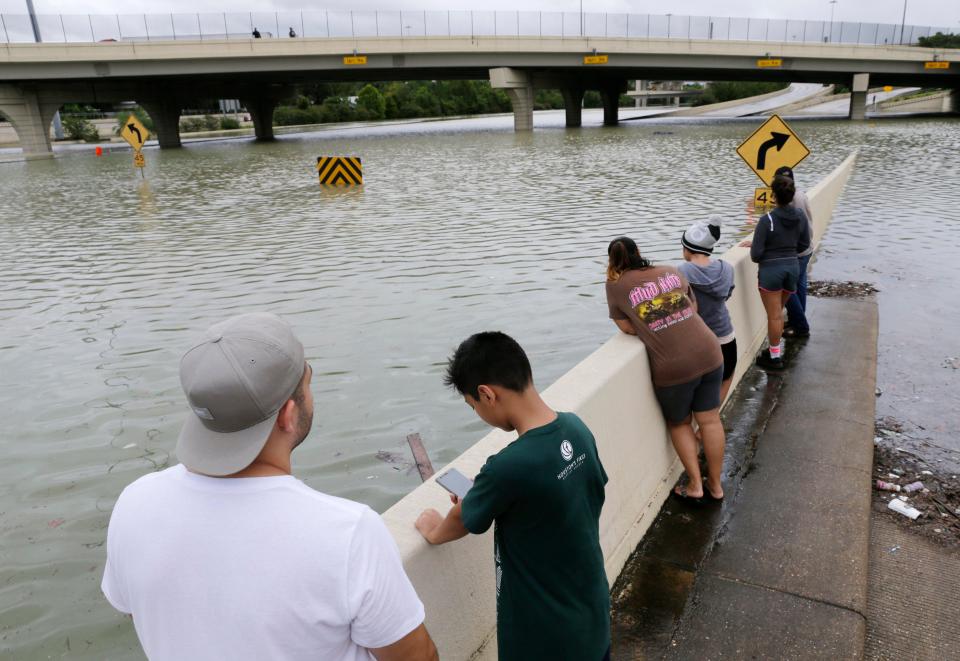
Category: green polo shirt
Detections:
[{"x1": 461, "y1": 412, "x2": 610, "y2": 661}]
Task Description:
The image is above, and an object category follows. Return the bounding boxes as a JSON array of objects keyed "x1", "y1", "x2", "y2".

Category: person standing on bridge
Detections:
[
  {"x1": 605, "y1": 238, "x2": 726, "y2": 503},
  {"x1": 252, "y1": 27, "x2": 262, "y2": 38},
  {"x1": 414, "y1": 332, "x2": 611, "y2": 661},
  {"x1": 102, "y1": 313, "x2": 437, "y2": 661},
  {"x1": 740, "y1": 175, "x2": 811, "y2": 370},
  {"x1": 775, "y1": 166, "x2": 815, "y2": 339},
  {"x1": 289, "y1": 27, "x2": 297, "y2": 38},
  {"x1": 678, "y1": 216, "x2": 738, "y2": 403}
]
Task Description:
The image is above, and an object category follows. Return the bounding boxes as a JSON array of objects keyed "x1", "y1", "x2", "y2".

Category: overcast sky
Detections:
[{"x1": 1, "y1": 0, "x2": 957, "y2": 30}]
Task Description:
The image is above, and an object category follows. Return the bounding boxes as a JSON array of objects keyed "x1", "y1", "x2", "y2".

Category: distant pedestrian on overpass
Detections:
[
  {"x1": 252, "y1": 27, "x2": 262, "y2": 38},
  {"x1": 289, "y1": 27, "x2": 297, "y2": 38},
  {"x1": 775, "y1": 166, "x2": 815, "y2": 339},
  {"x1": 605, "y1": 238, "x2": 726, "y2": 503}
]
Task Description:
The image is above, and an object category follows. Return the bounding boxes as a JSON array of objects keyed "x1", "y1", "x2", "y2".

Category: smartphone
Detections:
[{"x1": 435, "y1": 468, "x2": 474, "y2": 500}]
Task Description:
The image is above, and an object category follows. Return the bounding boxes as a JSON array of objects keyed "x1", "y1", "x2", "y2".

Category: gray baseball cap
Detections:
[{"x1": 176, "y1": 313, "x2": 306, "y2": 476}]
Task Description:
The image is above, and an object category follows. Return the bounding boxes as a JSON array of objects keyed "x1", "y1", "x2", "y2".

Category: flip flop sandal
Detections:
[
  {"x1": 671, "y1": 485, "x2": 705, "y2": 504},
  {"x1": 700, "y1": 479, "x2": 725, "y2": 502}
]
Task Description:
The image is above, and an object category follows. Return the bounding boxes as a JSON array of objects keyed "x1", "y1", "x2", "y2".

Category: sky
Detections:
[{"x1": 0, "y1": 0, "x2": 957, "y2": 29}]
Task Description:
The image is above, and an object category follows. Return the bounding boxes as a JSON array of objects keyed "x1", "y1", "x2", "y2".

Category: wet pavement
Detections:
[
  {"x1": 610, "y1": 345, "x2": 795, "y2": 653},
  {"x1": 611, "y1": 295, "x2": 878, "y2": 659}
]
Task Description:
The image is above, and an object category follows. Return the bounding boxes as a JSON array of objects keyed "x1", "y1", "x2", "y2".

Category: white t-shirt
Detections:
[{"x1": 102, "y1": 464, "x2": 424, "y2": 661}]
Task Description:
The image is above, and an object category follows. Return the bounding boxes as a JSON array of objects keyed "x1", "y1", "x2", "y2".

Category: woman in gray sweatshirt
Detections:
[
  {"x1": 679, "y1": 216, "x2": 737, "y2": 402},
  {"x1": 741, "y1": 175, "x2": 811, "y2": 370}
]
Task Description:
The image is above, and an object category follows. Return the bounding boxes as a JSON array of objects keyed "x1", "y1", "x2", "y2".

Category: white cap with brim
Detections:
[{"x1": 175, "y1": 312, "x2": 305, "y2": 477}]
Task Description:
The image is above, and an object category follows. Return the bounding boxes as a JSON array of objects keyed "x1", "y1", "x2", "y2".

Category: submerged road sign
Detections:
[
  {"x1": 736, "y1": 114, "x2": 810, "y2": 186},
  {"x1": 316, "y1": 156, "x2": 363, "y2": 185},
  {"x1": 120, "y1": 114, "x2": 148, "y2": 151},
  {"x1": 133, "y1": 152, "x2": 145, "y2": 168}
]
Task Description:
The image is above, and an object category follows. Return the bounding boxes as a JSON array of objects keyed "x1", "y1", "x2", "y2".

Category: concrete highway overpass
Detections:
[{"x1": 1, "y1": 35, "x2": 957, "y2": 157}]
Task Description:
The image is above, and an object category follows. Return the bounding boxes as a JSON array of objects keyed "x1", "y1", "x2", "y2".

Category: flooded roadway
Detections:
[{"x1": 0, "y1": 109, "x2": 958, "y2": 657}]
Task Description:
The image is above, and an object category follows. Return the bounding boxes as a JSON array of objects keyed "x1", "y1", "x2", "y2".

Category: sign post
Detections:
[{"x1": 120, "y1": 114, "x2": 150, "y2": 178}]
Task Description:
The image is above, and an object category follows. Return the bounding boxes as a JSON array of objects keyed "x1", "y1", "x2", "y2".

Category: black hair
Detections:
[
  {"x1": 443, "y1": 332, "x2": 533, "y2": 398},
  {"x1": 607, "y1": 236, "x2": 652, "y2": 281},
  {"x1": 774, "y1": 166, "x2": 795, "y2": 181},
  {"x1": 771, "y1": 174, "x2": 796, "y2": 206}
]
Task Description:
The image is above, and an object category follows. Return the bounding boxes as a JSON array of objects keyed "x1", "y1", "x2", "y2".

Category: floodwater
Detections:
[{"x1": 1, "y1": 108, "x2": 958, "y2": 657}]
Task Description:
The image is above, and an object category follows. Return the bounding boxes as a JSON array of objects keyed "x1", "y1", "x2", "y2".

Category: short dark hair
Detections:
[
  {"x1": 771, "y1": 174, "x2": 796, "y2": 206},
  {"x1": 443, "y1": 332, "x2": 533, "y2": 398}
]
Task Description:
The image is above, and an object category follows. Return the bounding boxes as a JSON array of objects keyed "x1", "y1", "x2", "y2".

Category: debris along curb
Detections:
[
  {"x1": 663, "y1": 296, "x2": 878, "y2": 659},
  {"x1": 872, "y1": 421, "x2": 960, "y2": 549}
]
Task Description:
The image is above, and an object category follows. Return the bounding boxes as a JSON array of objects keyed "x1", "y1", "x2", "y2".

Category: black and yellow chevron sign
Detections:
[{"x1": 316, "y1": 156, "x2": 363, "y2": 185}]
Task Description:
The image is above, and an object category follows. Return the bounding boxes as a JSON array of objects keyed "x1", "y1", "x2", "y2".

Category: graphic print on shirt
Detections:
[{"x1": 628, "y1": 272, "x2": 694, "y2": 331}]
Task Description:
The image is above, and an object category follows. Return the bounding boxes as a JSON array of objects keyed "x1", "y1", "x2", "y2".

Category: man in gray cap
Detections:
[{"x1": 102, "y1": 313, "x2": 437, "y2": 661}]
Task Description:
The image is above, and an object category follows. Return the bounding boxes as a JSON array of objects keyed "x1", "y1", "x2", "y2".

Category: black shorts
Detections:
[
  {"x1": 721, "y1": 338, "x2": 738, "y2": 381},
  {"x1": 654, "y1": 365, "x2": 724, "y2": 424},
  {"x1": 758, "y1": 258, "x2": 800, "y2": 293}
]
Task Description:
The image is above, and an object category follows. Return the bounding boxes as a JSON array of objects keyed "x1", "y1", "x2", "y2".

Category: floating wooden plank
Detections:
[{"x1": 406, "y1": 432, "x2": 435, "y2": 482}]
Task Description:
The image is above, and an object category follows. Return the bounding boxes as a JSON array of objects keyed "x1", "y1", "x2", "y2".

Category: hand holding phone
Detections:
[{"x1": 435, "y1": 468, "x2": 473, "y2": 501}]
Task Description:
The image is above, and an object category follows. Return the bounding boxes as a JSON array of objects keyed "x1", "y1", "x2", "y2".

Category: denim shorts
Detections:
[
  {"x1": 654, "y1": 365, "x2": 724, "y2": 424},
  {"x1": 758, "y1": 258, "x2": 800, "y2": 293}
]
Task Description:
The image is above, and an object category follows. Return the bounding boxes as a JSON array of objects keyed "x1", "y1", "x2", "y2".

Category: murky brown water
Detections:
[{"x1": 1, "y1": 109, "x2": 957, "y2": 657}]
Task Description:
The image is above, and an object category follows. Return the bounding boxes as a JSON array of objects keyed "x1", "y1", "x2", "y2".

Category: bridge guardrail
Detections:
[{"x1": 0, "y1": 10, "x2": 955, "y2": 47}]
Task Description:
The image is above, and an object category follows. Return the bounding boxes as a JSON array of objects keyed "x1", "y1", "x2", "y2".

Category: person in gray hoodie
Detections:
[
  {"x1": 678, "y1": 216, "x2": 738, "y2": 402},
  {"x1": 740, "y1": 174, "x2": 811, "y2": 370}
]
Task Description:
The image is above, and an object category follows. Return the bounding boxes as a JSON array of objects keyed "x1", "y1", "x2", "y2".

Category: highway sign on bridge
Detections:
[{"x1": 736, "y1": 115, "x2": 810, "y2": 186}]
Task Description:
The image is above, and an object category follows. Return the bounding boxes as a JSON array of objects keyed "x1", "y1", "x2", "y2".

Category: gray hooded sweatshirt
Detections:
[{"x1": 677, "y1": 259, "x2": 736, "y2": 340}]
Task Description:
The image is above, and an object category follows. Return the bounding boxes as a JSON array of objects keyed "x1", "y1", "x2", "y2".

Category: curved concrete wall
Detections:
[{"x1": 381, "y1": 151, "x2": 858, "y2": 659}]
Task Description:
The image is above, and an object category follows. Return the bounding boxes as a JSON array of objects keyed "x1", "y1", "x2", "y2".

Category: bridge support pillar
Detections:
[
  {"x1": 490, "y1": 68, "x2": 534, "y2": 131},
  {"x1": 0, "y1": 84, "x2": 59, "y2": 159},
  {"x1": 600, "y1": 82, "x2": 626, "y2": 127},
  {"x1": 139, "y1": 98, "x2": 182, "y2": 148},
  {"x1": 849, "y1": 73, "x2": 870, "y2": 121},
  {"x1": 561, "y1": 87, "x2": 584, "y2": 128},
  {"x1": 242, "y1": 97, "x2": 278, "y2": 141}
]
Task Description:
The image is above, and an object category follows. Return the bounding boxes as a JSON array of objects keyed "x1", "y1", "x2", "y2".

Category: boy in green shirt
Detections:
[{"x1": 415, "y1": 332, "x2": 611, "y2": 661}]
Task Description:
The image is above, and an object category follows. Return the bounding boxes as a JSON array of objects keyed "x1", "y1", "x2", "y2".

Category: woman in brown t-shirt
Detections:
[{"x1": 604, "y1": 237, "x2": 726, "y2": 502}]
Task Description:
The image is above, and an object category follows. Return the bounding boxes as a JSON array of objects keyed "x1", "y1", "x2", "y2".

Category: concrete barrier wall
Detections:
[{"x1": 381, "y1": 151, "x2": 858, "y2": 659}]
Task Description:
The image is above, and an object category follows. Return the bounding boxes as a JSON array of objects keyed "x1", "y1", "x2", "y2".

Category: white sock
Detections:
[{"x1": 769, "y1": 344, "x2": 782, "y2": 359}]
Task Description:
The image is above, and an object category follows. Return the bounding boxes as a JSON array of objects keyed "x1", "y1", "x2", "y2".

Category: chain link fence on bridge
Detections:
[{"x1": 0, "y1": 10, "x2": 955, "y2": 46}]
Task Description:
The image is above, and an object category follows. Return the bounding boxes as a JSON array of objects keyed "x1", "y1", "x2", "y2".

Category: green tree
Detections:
[
  {"x1": 357, "y1": 84, "x2": 386, "y2": 119},
  {"x1": 917, "y1": 32, "x2": 960, "y2": 48},
  {"x1": 114, "y1": 107, "x2": 154, "y2": 136},
  {"x1": 583, "y1": 91, "x2": 603, "y2": 108},
  {"x1": 62, "y1": 116, "x2": 100, "y2": 142},
  {"x1": 534, "y1": 89, "x2": 564, "y2": 110}
]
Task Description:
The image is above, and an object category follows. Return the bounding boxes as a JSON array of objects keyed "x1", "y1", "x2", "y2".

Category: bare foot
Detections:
[
  {"x1": 674, "y1": 484, "x2": 704, "y2": 500},
  {"x1": 703, "y1": 480, "x2": 724, "y2": 500}
]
